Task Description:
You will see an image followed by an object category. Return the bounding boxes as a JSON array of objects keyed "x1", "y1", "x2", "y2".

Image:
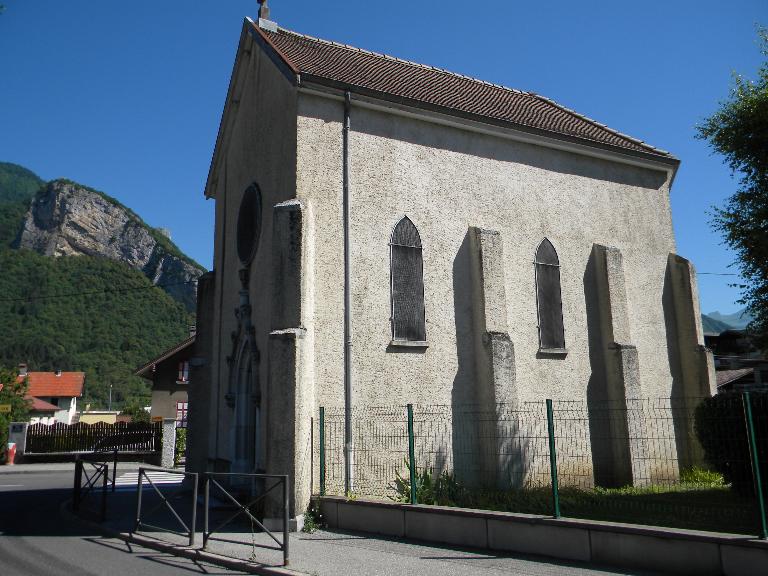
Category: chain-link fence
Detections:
[{"x1": 318, "y1": 393, "x2": 768, "y2": 537}]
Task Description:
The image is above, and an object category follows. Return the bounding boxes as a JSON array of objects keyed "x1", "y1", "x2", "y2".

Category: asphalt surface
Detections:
[
  {"x1": 0, "y1": 467, "x2": 664, "y2": 576},
  {"x1": 0, "y1": 470, "x2": 247, "y2": 576}
]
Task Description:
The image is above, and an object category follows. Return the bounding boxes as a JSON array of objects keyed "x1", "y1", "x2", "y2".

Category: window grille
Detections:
[
  {"x1": 535, "y1": 238, "x2": 566, "y2": 350},
  {"x1": 390, "y1": 217, "x2": 426, "y2": 342},
  {"x1": 175, "y1": 401, "x2": 188, "y2": 428}
]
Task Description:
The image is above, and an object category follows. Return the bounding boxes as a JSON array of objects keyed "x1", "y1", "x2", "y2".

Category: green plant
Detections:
[
  {"x1": 174, "y1": 427, "x2": 187, "y2": 467},
  {"x1": 122, "y1": 399, "x2": 151, "y2": 424},
  {"x1": 0, "y1": 367, "x2": 30, "y2": 462},
  {"x1": 389, "y1": 458, "x2": 466, "y2": 505},
  {"x1": 694, "y1": 392, "x2": 768, "y2": 495},
  {"x1": 679, "y1": 467, "x2": 726, "y2": 488},
  {"x1": 302, "y1": 500, "x2": 325, "y2": 533},
  {"x1": 696, "y1": 26, "x2": 768, "y2": 348}
]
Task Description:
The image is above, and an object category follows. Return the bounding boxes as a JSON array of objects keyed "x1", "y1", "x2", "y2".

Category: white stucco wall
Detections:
[
  {"x1": 296, "y1": 92, "x2": 678, "y2": 411},
  {"x1": 208, "y1": 29, "x2": 298, "y2": 468}
]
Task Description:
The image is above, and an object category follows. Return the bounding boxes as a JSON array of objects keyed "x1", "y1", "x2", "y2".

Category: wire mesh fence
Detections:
[{"x1": 318, "y1": 394, "x2": 768, "y2": 536}]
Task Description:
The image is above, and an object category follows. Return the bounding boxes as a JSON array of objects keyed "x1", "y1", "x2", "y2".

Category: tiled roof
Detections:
[
  {"x1": 256, "y1": 23, "x2": 673, "y2": 159},
  {"x1": 716, "y1": 368, "x2": 754, "y2": 388},
  {"x1": 135, "y1": 335, "x2": 195, "y2": 379},
  {"x1": 18, "y1": 372, "x2": 85, "y2": 398},
  {"x1": 27, "y1": 396, "x2": 60, "y2": 412}
]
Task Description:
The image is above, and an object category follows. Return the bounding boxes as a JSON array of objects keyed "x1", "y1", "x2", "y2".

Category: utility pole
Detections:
[{"x1": 108, "y1": 383, "x2": 113, "y2": 412}]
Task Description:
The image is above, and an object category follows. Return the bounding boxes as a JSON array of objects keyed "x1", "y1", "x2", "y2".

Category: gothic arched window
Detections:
[
  {"x1": 390, "y1": 217, "x2": 426, "y2": 343},
  {"x1": 535, "y1": 238, "x2": 566, "y2": 350}
]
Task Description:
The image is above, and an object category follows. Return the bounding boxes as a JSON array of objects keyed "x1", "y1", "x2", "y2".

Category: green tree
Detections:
[
  {"x1": 121, "y1": 398, "x2": 151, "y2": 424},
  {"x1": 697, "y1": 26, "x2": 768, "y2": 349},
  {"x1": 0, "y1": 367, "x2": 31, "y2": 462}
]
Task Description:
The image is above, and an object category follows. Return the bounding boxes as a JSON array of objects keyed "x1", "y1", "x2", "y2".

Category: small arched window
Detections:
[
  {"x1": 390, "y1": 217, "x2": 426, "y2": 343},
  {"x1": 535, "y1": 238, "x2": 566, "y2": 350}
]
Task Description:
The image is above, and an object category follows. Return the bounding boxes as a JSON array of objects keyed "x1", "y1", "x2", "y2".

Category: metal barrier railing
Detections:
[
  {"x1": 203, "y1": 473, "x2": 290, "y2": 567},
  {"x1": 133, "y1": 467, "x2": 198, "y2": 546},
  {"x1": 72, "y1": 452, "x2": 114, "y2": 521}
]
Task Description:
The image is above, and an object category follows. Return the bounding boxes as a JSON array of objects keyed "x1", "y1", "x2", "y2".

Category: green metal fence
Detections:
[{"x1": 318, "y1": 394, "x2": 768, "y2": 538}]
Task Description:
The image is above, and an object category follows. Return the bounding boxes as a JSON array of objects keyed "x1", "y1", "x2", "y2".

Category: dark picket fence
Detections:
[{"x1": 25, "y1": 421, "x2": 162, "y2": 454}]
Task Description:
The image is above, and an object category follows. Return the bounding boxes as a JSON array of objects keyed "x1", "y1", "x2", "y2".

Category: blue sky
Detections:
[{"x1": 0, "y1": 1, "x2": 764, "y2": 314}]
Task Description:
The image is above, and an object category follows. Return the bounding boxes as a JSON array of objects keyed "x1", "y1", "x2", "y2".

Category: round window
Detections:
[{"x1": 236, "y1": 183, "x2": 262, "y2": 264}]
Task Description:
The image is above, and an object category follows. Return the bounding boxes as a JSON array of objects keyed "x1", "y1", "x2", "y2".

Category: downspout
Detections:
[{"x1": 343, "y1": 90, "x2": 354, "y2": 494}]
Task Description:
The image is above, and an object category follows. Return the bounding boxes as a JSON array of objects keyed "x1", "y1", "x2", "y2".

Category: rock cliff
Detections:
[{"x1": 17, "y1": 180, "x2": 204, "y2": 311}]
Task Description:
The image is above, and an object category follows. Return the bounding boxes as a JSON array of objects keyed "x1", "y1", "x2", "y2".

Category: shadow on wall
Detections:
[
  {"x1": 583, "y1": 247, "x2": 615, "y2": 487},
  {"x1": 350, "y1": 105, "x2": 669, "y2": 190},
  {"x1": 451, "y1": 232, "x2": 480, "y2": 485},
  {"x1": 449, "y1": 231, "x2": 534, "y2": 490},
  {"x1": 582, "y1": 247, "x2": 633, "y2": 488}
]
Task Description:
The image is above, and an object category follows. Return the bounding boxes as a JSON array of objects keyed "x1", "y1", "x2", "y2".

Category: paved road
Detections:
[
  {"x1": 0, "y1": 468, "x2": 662, "y2": 576},
  {"x1": 0, "y1": 470, "x2": 246, "y2": 576}
]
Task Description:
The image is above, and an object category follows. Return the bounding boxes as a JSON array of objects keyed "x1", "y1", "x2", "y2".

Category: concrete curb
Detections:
[
  {"x1": 318, "y1": 496, "x2": 768, "y2": 576},
  {"x1": 58, "y1": 499, "x2": 306, "y2": 576},
  {"x1": 0, "y1": 468, "x2": 77, "y2": 475},
  {"x1": 0, "y1": 463, "x2": 161, "y2": 475}
]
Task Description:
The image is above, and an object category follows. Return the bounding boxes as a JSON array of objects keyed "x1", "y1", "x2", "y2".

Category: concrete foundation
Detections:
[{"x1": 319, "y1": 496, "x2": 768, "y2": 576}]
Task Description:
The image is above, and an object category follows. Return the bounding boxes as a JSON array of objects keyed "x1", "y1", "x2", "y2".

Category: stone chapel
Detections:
[{"x1": 187, "y1": 10, "x2": 715, "y2": 526}]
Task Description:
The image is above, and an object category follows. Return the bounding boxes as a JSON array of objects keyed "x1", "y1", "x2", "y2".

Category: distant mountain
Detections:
[
  {"x1": 0, "y1": 162, "x2": 44, "y2": 246},
  {"x1": 0, "y1": 162, "x2": 205, "y2": 409},
  {"x1": 701, "y1": 314, "x2": 733, "y2": 335},
  {"x1": 17, "y1": 179, "x2": 204, "y2": 311},
  {"x1": 0, "y1": 161, "x2": 44, "y2": 203},
  {"x1": 707, "y1": 308, "x2": 753, "y2": 331}
]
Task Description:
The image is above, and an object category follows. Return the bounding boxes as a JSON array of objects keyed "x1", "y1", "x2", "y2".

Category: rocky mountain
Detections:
[
  {"x1": 701, "y1": 314, "x2": 733, "y2": 335},
  {"x1": 16, "y1": 179, "x2": 204, "y2": 311},
  {"x1": 0, "y1": 161, "x2": 203, "y2": 408},
  {"x1": 707, "y1": 308, "x2": 753, "y2": 331}
]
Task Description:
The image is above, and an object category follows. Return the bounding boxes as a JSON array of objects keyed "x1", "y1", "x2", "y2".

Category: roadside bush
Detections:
[
  {"x1": 174, "y1": 427, "x2": 187, "y2": 467},
  {"x1": 694, "y1": 392, "x2": 768, "y2": 495},
  {"x1": 389, "y1": 459, "x2": 466, "y2": 506}
]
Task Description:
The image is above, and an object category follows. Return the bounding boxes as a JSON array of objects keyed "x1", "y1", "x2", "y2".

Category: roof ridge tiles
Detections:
[
  {"x1": 258, "y1": 23, "x2": 675, "y2": 160},
  {"x1": 532, "y1": 94, "x2": 672, "y2": 156},
  {"x1": 275, "y1": 26, "x2": 530, "y2": 96}
]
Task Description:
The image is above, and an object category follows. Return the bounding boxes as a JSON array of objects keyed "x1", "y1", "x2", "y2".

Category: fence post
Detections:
[
  {"x1": 319, "y1": 407, "x2": 326, "y2": 496},
  {"x1": 189, "y1": 473, "x2": 198, "y2": 546},
  {"x1": 112, "y1": 449, "x2": 118, "y2": 492},
  {"x1": 546, "y1": 399, "x2": 561, "y2": 519},
  {"x1": 743, "y1": 392, "x2": 767, "y2": 539},
  {"x1": 101, "y1": 462, "x2": 108, "y2": 521},
  {"x1": 283, "y1": 475, "x2": 290, "y2": 567},
  {"x1": 203, "y1": 474, "x2": 210, "y2": 549},
  {"x1": 73, "y1": 457, "x2": 82, "y2": 512},
  {"x1": 134, "y1": 468, "x2": 143, "y2": 534},
  {"x1": 407, "y1": 404, "x2": 417, "y2": 505}
]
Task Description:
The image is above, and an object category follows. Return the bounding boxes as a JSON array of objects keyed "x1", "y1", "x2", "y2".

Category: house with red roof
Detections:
[
  {"x1": 17, "y1": 364, "x2": 85, "y2": 425},
  {"x1": 188, "y1": 3, "x2": 716, "y2": 526}
]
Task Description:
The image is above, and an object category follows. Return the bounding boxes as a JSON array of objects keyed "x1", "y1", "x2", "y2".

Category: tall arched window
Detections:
[
  {"x1": 535, "y1": 238, "x2": 566, "y2": 351},
  {"x1": 390, "y1": 217, "x2": 426, "y2": 343}
]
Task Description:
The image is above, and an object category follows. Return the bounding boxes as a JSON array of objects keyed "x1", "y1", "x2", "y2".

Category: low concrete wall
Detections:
[{"x1": 318, "y1": 496, "x2": 767, "y2": 575}]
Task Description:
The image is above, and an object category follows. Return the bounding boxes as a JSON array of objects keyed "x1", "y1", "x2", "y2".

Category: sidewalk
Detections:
[
  {"x1": 66, "y1": 472, "x2": 661, "y2": 576},
  {"x1": 0, "y1": 461, "x2": 163, "y2": 475}
]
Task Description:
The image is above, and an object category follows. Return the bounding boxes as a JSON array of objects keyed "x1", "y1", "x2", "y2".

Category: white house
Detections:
[{"x1": 18, "y1": 364, "x2": 84, "y2": 425}]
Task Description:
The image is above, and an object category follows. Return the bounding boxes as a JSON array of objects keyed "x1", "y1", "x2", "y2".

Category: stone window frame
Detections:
[
  {"x1": 534, "y1": 238, "x2": 568, "y2": 355},
  {"x1": 236, "y1": 182, "x2": 263, "y2": 265},
  {"x1": 389, "y1": 216, "x2": 428, "y2": 348}
]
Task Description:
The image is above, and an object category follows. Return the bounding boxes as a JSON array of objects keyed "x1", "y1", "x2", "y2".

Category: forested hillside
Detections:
[
  {"x1": 0, "y1": 162, "x2": 197, "y2": 409},
  {"x1": 0, "y1": 162, "x2": 43, "y2": 246}
]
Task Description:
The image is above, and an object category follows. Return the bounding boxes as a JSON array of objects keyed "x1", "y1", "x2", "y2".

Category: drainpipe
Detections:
[{"x1": 343, "y1": 91, "x2": 354, "y2": 494}]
